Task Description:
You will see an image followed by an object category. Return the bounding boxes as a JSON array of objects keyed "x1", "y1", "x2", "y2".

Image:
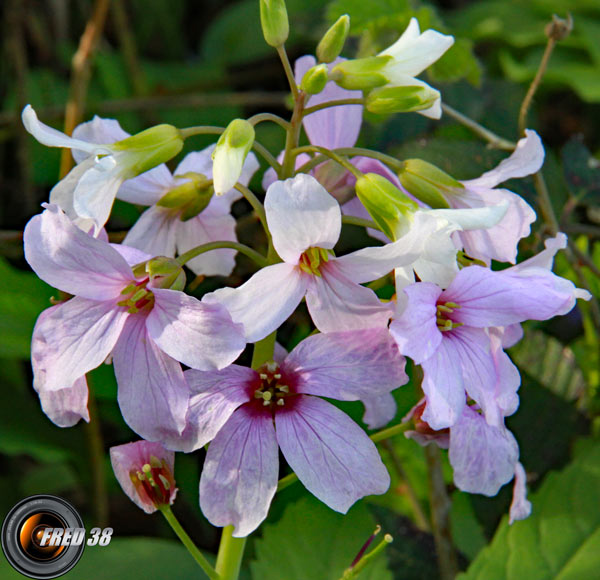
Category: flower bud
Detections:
[
  {"x1": 156, "y1": 173, "x2": 214, "y2": 221},
  {"x1": 300, "y1": 64, "x2": 329, "y2": 95},
  {"x1": 146, "y1": 257, "x2": 186, "y2": 291},
  {"x1": 355, "y1": 173, "x2": 418, "y2": 241},
  {"x1": 110, "y1": 441, "x2": 177, "y2": 514},
  {"x1": 330, "y1": 56, "x2": 391, "y2": 91},
  {"x1": 398, "y1": 159, "x2": 461, "y2": 209},
  {"x1": 366, "y1": 85, "x2": 440, "y2": 115},
  {"x1": 212, "y1": 119, "x2": 255, "y2": 195},
  {"x1": 260, "y1": 0, "x2": 289, "y2": 48},
  {"x1": 112, "y1": 124, "x2": 184, "y2": 176},
  {"x1": 316, "y1": 14, "x2": 350, "y2": 63}
]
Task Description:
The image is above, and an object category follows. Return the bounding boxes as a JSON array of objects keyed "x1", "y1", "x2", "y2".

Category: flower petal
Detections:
[
  {"x1": 449, "y1": 406, "x2": 519, "y2": 496},
  {"x1": 110, "y1": 244, "x2": 152, "y2": 267},
  {"x1": 178, "y1": 366, "x2": 256, "y2": 451},
  {"x1": 71, "y1": 116, "x2": 129, "y2": 163},
  {"x1": 200, "y1": 405, "x2": 279, "y2": 537},
  {"x1": 113, "y1": 315, "x2": 189, "y2": 446},
  {"x1": 305, "y1": 263, "x2": 392, "y2": 333},
  {"x1": 204, "y1": 263, "x2": 308, "y2": 343},
  {"x1": 117, "y1": 164, "x2": 176, "y2": 206},
  {"x1": 276, "y1": 396, "x2": 390, "y2": 512},
  {"x1": 123, "y1": 206, "x2": 178, "y2": 259},
  {"x1": 147, "y1": 288, "x2": 245, "y2": 371},
  {"x1": 37, "y1": 376, "x2": 89, "y2": 428},
  {"x1": 362, "y1": 393, "x2": 397, "y2": 429},
  {"x1": 509, "y1": 462, "x2": 531, "y2": 524},
  {"x1": 24, "y1": 204, "x2": 133, "y2": 300},
  {"x1": 31, "y1": 298, "x2": 128, "y2": 392},
  {"x1": 283, "y1": 328, "x2": 407, "y2": 401},
  {"x1": 265, "y1": 174, "x2": 341, "y2": 264}
]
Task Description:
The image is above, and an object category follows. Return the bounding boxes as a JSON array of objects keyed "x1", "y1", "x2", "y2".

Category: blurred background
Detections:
[{"x1": 0, "y1": 1, "x2": 599, "y2": 578}]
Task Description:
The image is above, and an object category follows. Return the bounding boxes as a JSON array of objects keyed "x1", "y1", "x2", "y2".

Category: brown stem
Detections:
[{"x1": 59, "y1": 0, "x2": 111, "y2": 178}]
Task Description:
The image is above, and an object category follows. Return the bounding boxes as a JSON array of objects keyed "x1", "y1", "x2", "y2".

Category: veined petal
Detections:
[
  {"x1": 24, "y1": 204, "x2": 133, "y2": 300},
  {"x1": 426, "y1": 201, "x2": 509, "y2": 231},
  {"x1": 123, "y1": 206, "x2": 178, "y2": 259},
  {"x1": 509, "y1": 462, "x2": 531, "y2": 523},
  {"x1": 265, "y1": 174, "x2": 341, "y2": 264},
  {"x1": 276, "y1": 396, "x2": 390, "y2": 512},
  {"x1": 490, "y1": 327, "x2": 521, "y2": 419},
  {"x1": 204, "y1": 263, "x2": 308, "y2": 343},
  {"x1": 449, "y1": 406, "x2": 519, "y2": 495},
  {"x1": 465, "y1": 130, "x2": 544, "y2": 189},
  {"x1": 389, "y1": 282, "x2": 442, "y2": 363},
  {"x1": 113, "y1": 315, "x2": 189, "y2": 447},
  {"x1": 117, "y1": 164, "x2": 176, "y2": 206},
  {"x1": 147, "y1": 288, "x2": 245, "y2": 371},
  {"x1": 71, "y1": 116, "x2": 130, "y2": 163},
  {"x1": 175, "y1": 213, "x2": 237, "y2": 277},
  {"x1": 362, "y1": 392, "x2": 397, "y2": 429},
  {"x1": 31, "y1": 298, "x2": 128, "y2": 392},
  {"x1": 37, "y1": 376, "x2": 89, "y2": 428},
  {"x1": 178, "y1": 366, "x2": 256, "y2": 451},
  {"x1": 305, "y1": 263, "x2": 392, "y2": 333},
  {"x1": 110, "y1": 244, "x2": 152, "y2": 267},
  {"x1": 284, "y1": 328, "x2": 407, "y2": 401},
  {"x1": 200, "y1": 405, "x2": 279, "y2": 537}
]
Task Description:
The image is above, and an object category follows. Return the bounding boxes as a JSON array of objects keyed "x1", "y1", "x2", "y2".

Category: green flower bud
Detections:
[
  {"x1": 260, "y1": 0, "x2": 289, "y2": 48},
  {"x1": 146, "y1": 257, "x2": 186, "y2": 291},
  {"x1": 329, "y1": 56, "x2": 391, "y2": 91},
  {"x1": 398, "y1": 159, "x2": 462, "y2": 209},
  {"x1": 212, "y1": 119, "x2": 255, "y2": 195},
  {"x1": 112, "y1": 124, "x2": 183, "y2": 176},
  {"x1": 300, "y1": 64, "x2": 329, "y2": 95},
  {"x1": 365, "y1": 85, "x2": 439, "y2": 115},
  {"x1": 355, "y1": 173, "x2": 418, "y2": 241},
  {"x1": 316, "y1": 14, "x2": 350, "y2": 63},
  {"x1": 156, "y1": 173, "x2": 215, "y2": 220}
]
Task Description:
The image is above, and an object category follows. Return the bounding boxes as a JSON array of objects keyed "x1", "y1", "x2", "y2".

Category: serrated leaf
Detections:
[
  {"x1": 458, "y1": 439, "x2": 600, "y2": 580},
  {"x1": 251, "y1": 496, "x2": 392, "y2": 580}
]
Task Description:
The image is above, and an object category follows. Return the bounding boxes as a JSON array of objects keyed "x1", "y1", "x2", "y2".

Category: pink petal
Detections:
[
  {"x1": 24, "y1": 204, "x2": 133, "y2": 300},
  {"x1": 509, "y1": 462, "x2": 531, "y2": 523},
  {"x1": 147, "y1": 289, "x2": 245, "y2": 371},
  {"x1": 37, "y1": 376, "x2": 90, "y2": 428},
  {"x1": 500, "y1": 323, "x2": 524, "y2": 348},
  {"x1": 31, "y1": 298, "x2": 129, "y2": 392},
  {"x1": 110, "y1": 244, "x2": 152, "y2": 267},
  {"x1": 118, "y1": 164, "x2": 176, "y2": 205},
  {"x1": 178, "y1": 366, "x2": 256, "y2": 451},
  {"x1": 305, "y1": 263, "x2": 392, "y2": 333},
  {"x1": 449, "y1": 406, "x2": 519, "y2": 496},
  {"x1": 200, "y1": 405, "x2": 279, "y2": 537},
  {"x1": 204, "y1": 263, "x2": 308, "y2": 343},
  {"x1": 113, "y1": 315, "x2": 189, "y2": 446},
  {"x1": 283, "y1": 328, "x2": 407, "y2": 401},
  {"x1": 389, "y1": 282, "x2": 442, "y2": 363},
  {"x1": 275, "y1": 395, "x2": 390, "y2": 512},
  {"x1": 489, "y1": 327, "x2": 521, "y2": 419},
  {"x1": 265, "y1": 174, "x2": 341, "y2": 264},
  {"x1": 123, "y1": 206, "x2": 178, "y2": 259},
  {"x1": 362, "y1": 393, "x2": 397, "y2": 429},
  {"x1": 71, "y1": 116, "x2": 129, "y2": 164}
]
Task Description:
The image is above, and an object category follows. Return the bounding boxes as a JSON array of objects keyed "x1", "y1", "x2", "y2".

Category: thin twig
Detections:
[{"x1": 60, "y1": 0, "x2": 110, "y2": 178}]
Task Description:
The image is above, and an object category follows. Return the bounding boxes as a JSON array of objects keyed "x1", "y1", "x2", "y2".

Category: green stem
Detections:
[
  {"x1": 247, "y1": 112, "x2": 291, "y2": 130},
  {"x1": 251, "y1": 331, "x2": 277, "y2": 369},
  {"x1": 303, "y1": 98, "x2": 365, "y2": 116},
  {"x1": 176, "y1": 241, "x2": 268, "y2": 268},
  {"x1": 215, "y1": 526, "x2": 246, "y2": 580},
  {"x1": 341, "y1": 215, "x2": 380, "y2": 230},
  {"x1": 341, "y1": 534, "x2": 393, "y2": 579},
  {"x1": 292, "y1": 144, "x2": 362, "y2": 178},
  {"x1": 233, "y1": 183, "x2": 272, "y2": 248},
  {"x1": 159, "y1": 505, "x2": 220, "y2": 580},
  {"x1": 294, "y1": 146, "x2": 405, "y2": 174},
  {"x1": 281, "y1": 92, "x2": 307, "y2": 178},
  {"x1": 276, "y1": 45, "x2": 298, "y2": 100}
]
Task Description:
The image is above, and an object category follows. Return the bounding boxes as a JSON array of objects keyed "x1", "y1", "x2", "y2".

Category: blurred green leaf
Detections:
[
  {"x1": 451, "y1": 491, "x2": 487, "y2": 561},
  {"x1": 429, "y1": 38, "x2": 482, "y2": 86},
  {"x1": 458, "y1": 439, "x2": 600, "y2": 580},
  {"x1": 251, "y1": 496, "x2": 392, "y2": 580},
  {"x1": 561, "y1": 137, "x2": 600, "y2": 205}
]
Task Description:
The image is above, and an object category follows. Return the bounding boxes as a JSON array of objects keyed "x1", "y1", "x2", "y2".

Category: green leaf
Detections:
[
  {"x1": 561, "y1": 137, "x2": 600, "y2": 205},
  {"x1": 0, "y1": 258, "x2": 55, "y2": 358},
  {"x1": 428, "y1": 38, "x2": 482, "y2": 86},
  {"x1": 251, "y1": 496, "x2": 392, "y2": 580},
  {"x1": 458, "y1": 439, "x2": 600, "y2": 580}
]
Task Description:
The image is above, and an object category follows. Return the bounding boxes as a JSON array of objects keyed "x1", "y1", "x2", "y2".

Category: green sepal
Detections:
[
  {"x1": 316, "y1": 14, "x2": 350, "y2": 64},
  {"x1": 330, "y1": 56, "x2": 391, "y2": 91},
  {"x1": 398, "y1": 159, "x2": 462, "y2": 209},
  {"x1": 366, "y1": 85, "x2": 439, "y2": 115},
  {"x1": 260, "y1": 0, "x2": 289, "y2": 48}
]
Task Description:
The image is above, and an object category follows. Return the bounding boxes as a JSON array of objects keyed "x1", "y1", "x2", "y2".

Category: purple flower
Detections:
[
  {"x1": 110, "y1": 440, "x2": 177, "y2": 513},
  {"x1": 25, "y1": 204, "x2": 245, "y2": 445},
  {"x1": 180, "y1": 329, "x2": 406, "y2": 536},
  {"x1": 390, "y1": 243, "x2": 590, "y2": 430},
  {"x1": 205, "y1": 174, "x2": 427, "y2": 342}
]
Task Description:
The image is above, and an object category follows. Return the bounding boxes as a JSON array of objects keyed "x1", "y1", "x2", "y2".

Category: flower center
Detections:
[
  {"x1": 117, "y1": 279, "x2": 154, "y2": 314},
  {"x1": 436, "y1": 301, "x2": 463, "y2": 332},
  {"x1": 253, "y1": 362, "x2": 293, "y2": 408},
  {"x1": 298, "y1": 247, "x2": 333, "y2": 276},
  {"x1": 129, "y1": 455, "x2": 175, "y2": 509}
]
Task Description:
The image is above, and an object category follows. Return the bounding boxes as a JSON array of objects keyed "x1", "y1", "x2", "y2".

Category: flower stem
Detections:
[
  {"x1": 341, "y1": 534, "x2": 393, "y2": 579},
  {"x1": 176, "y1": 241, "x2": 268, "y2": 269},
  {"x1": 281, "y1": 91, "x2": 306, "y2": 178},
  {"x1": 276, "y1": 46, "x2": 298, "y2": 100},
  {"x1": 233, "y1": 183, "x2": 272, "y2": 248},
  {"x1": 294, "y1": 146, "x2": 405, "y2": 174},
  {"x1": 293, "y1": 144, "x2": 362, "y2": 179},
  {"x1": 303, "y1": 98, "x2": 365, "y2": 116},
  {"x1": 247, "y1": 112, "x2": 291, "y2": 130},
  {"x1": 215, "y1": 526, "x2": 246, "y2": 580},
  {"x1": 159, "y1": 505, "x2": 220, "y2": 580}
]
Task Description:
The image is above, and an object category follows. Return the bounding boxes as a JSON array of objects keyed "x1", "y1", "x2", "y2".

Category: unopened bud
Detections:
[
  {"x1": 156, "y1": 173, "x2": 214, "y2": 220},
  {"x1": 545, "y1": 13, "x2": 573, "y2": 41},
  {"x1": 212, "y1": 119, "x2": 255, "y2": 195},
  {"x1": 146, "y1": 257, "x2": 186, "y2": 291},
  {"x1": 330, "y1": 56, "x2": 391, "y2": 91},
  {"x1": 300, "y1": 64, "x2": 329, "y2": 95},
  {"x1": 366, "y1": 85, "x2": 439, "y2": 115},
  {"x1": 260, "y1": 0, "x2": 289, "y2": 48},
  {"x1": 398, "y1": 159, "x2": 460, "y2": 209},
  {"x1": 112, "y1": 124, "x2": 183, "y2": 176},
  {"x1": 316, "y1": 14, "x2": 350, "y2": 63},
  {"x1": 355, "y1": 173, "x2": 418, "y2": 241}
]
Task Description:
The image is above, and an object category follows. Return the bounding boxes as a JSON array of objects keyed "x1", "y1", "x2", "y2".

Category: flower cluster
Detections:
[{"x1": 21, "y1": 14, "x2": 590, "y2": 542}]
